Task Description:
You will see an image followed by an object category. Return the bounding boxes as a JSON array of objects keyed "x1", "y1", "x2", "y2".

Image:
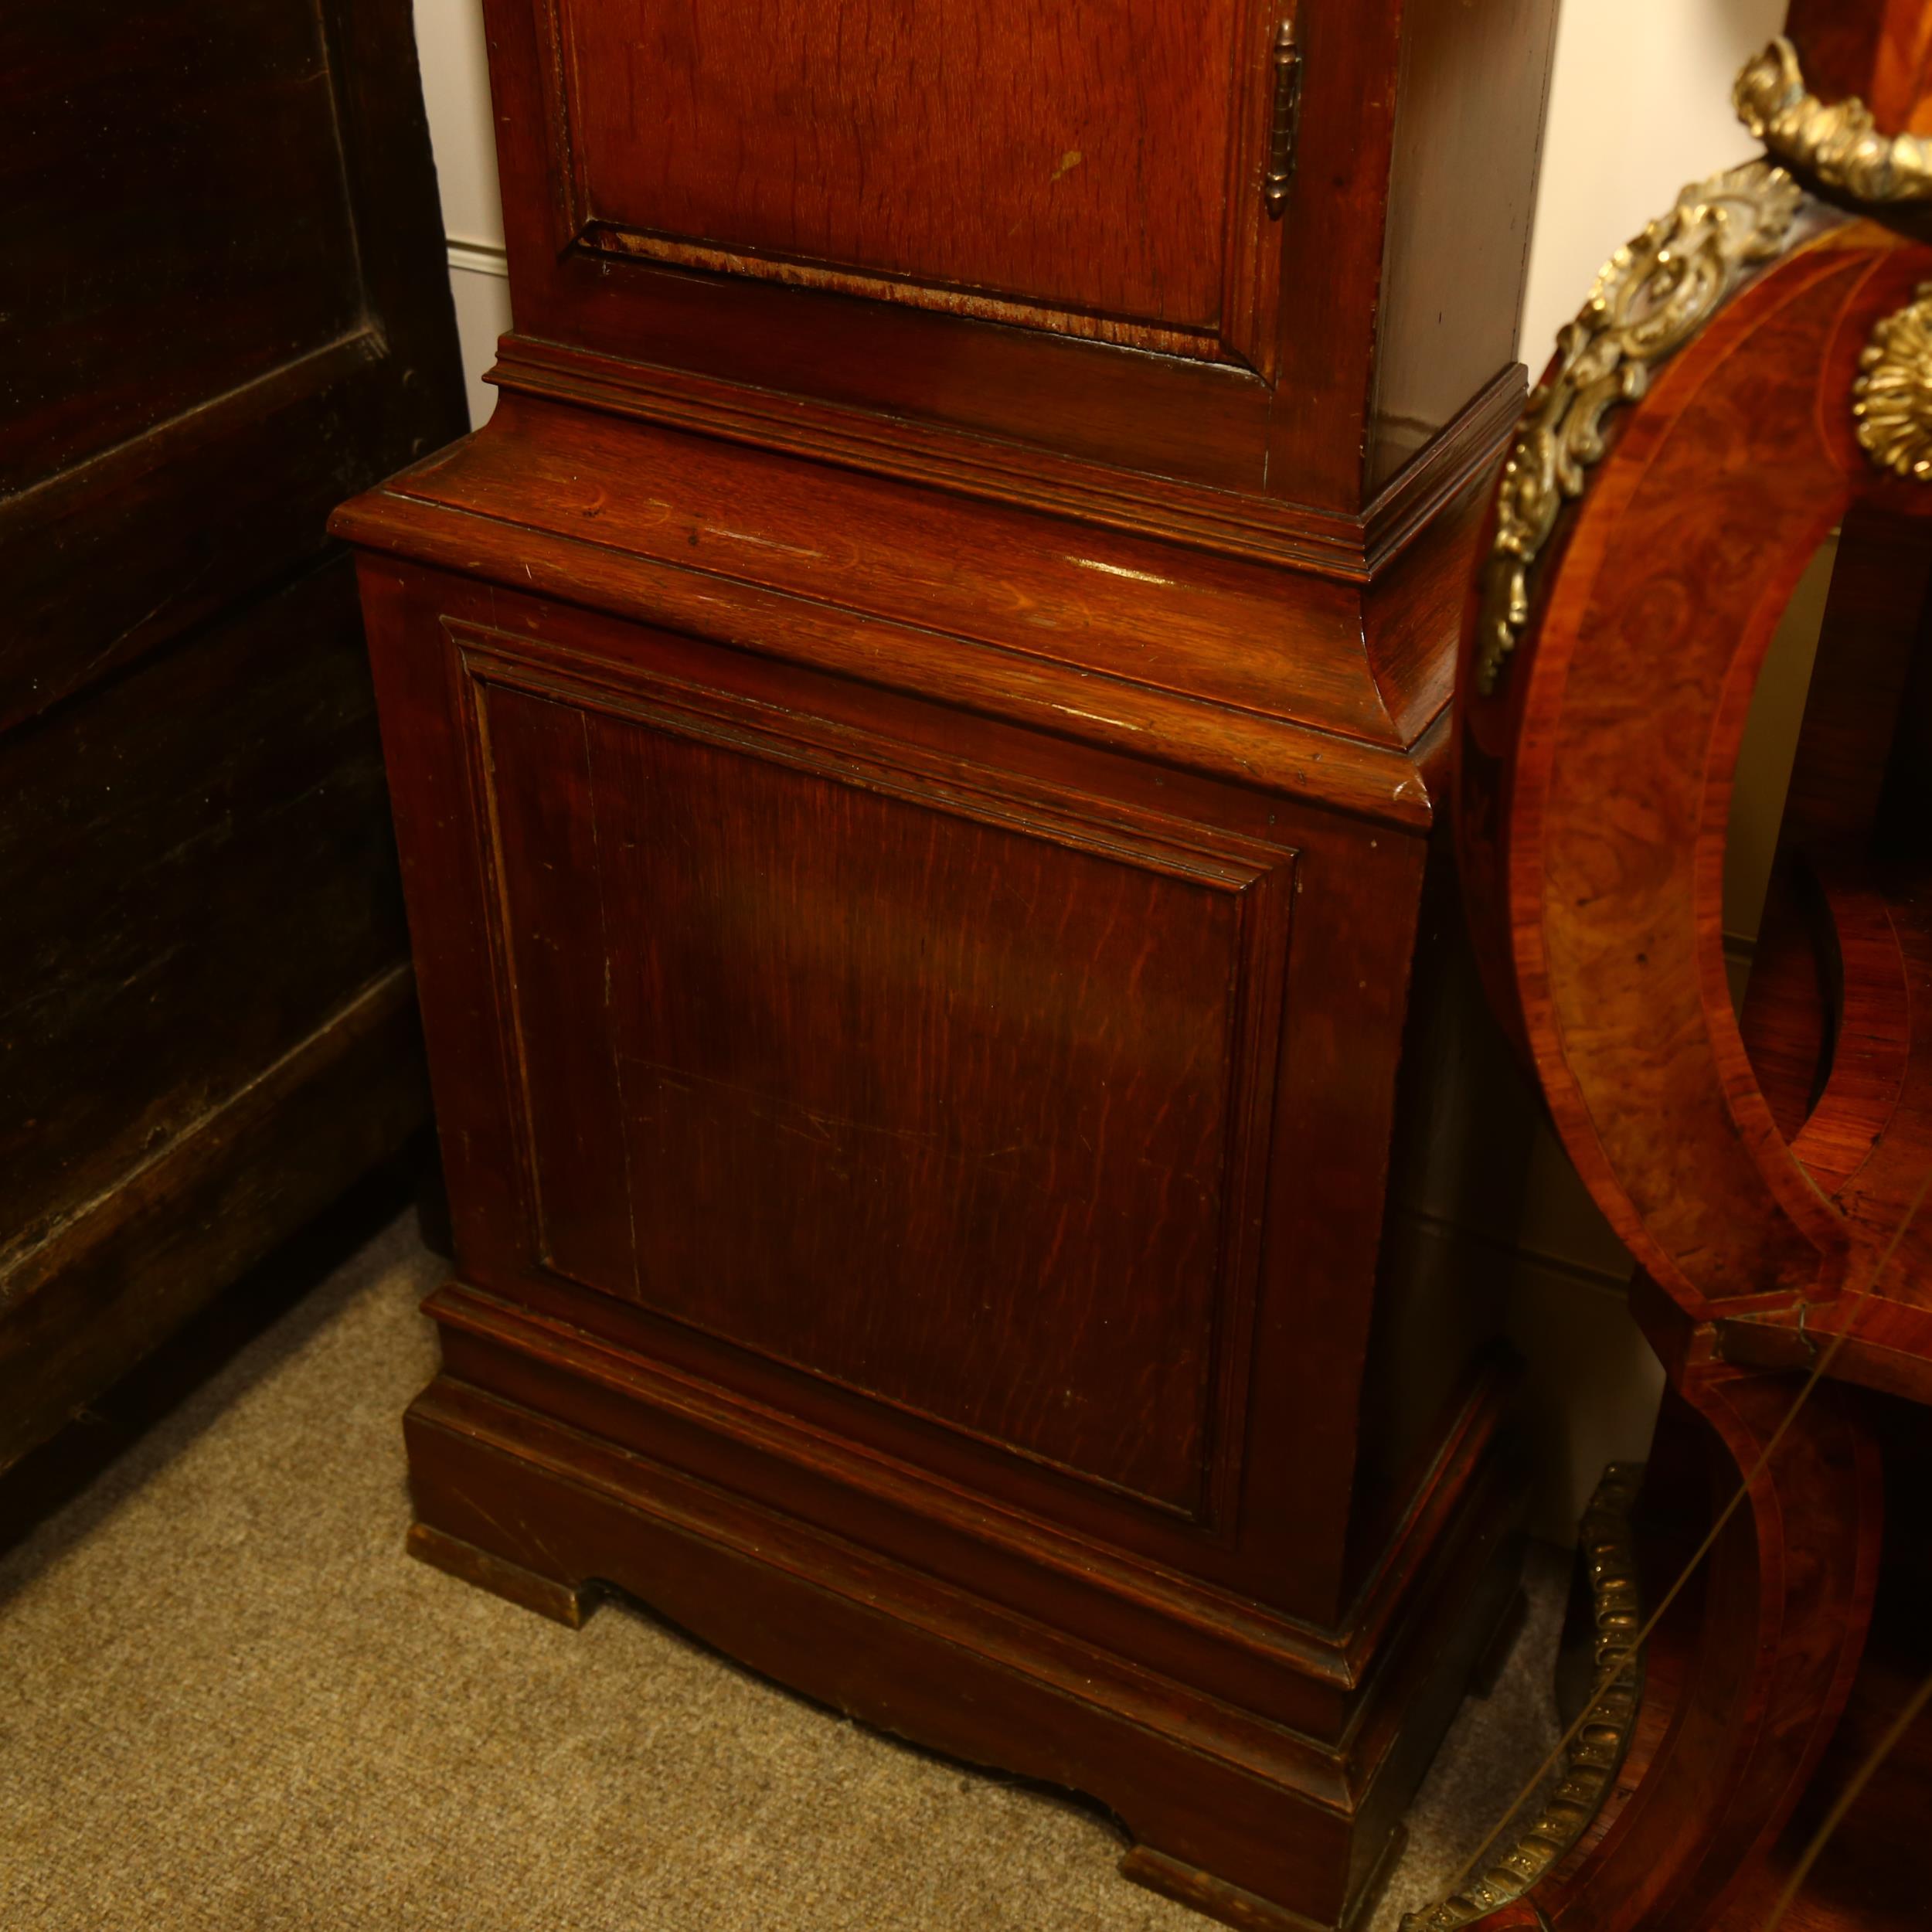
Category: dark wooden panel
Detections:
[
  {"x1": 0, "y1": 1158, "x2": 423, "y2": 1549},
  {"x1": 0, "y1": 562, "x2": 432, "y2": 1473},
  {"x1": 0, "y1": 969, "x2": 426, "y2": 1474},
  {"x1": 1, "y1": 335, "x2": 383, "y2": 736},
  {"x1": 0, "y1": 563, "x2": 410, "y2": 1249},
  {"x1": 0, "y1": 0, "x2": 463, "y2": 1471},
  {"x1": 478, "y1": 674, "x2": 1287, "y2": 1511},
  {"x1": 1, "y1": 0, "x2": 363, "y2": 492},
  {"x1": 0, "y1": 0, "x2": 465, "y2": 737},
  {"x1": 561, "y1": 0, "x2": 1248, "y2": 342}
]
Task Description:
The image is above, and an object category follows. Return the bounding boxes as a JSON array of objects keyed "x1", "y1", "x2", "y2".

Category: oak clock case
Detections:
[{"x1": 334, "y1": 4, "x2": 1557, "y2": 1927}]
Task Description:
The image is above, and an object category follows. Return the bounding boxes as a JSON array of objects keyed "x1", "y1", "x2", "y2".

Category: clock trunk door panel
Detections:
[{"x1": 556, "y1": 0, "x2": 1281, "y2": 362}]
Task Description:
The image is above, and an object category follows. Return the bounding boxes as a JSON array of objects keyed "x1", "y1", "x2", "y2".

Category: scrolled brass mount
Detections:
[
  {"x1": 1474, "y1": 164, "x2": 1802, "y2": 697},
  {"x1": 1735, "y1": 36, "x2": 1932, "y2": 204}
]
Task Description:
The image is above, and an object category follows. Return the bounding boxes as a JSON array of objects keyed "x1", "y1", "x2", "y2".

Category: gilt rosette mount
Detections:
[
  {"x1": 1854, "y1": 282, "x2": 1932, "y2": 481},
  {"x1": 1475, "y1": 165, "x2": 1803, "y2": 696}
]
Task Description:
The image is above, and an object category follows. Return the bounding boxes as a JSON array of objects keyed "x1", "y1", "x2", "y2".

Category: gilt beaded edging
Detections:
[{"x1": 1398, "y1": 1462, "x2": 1647, "y2": 1932}]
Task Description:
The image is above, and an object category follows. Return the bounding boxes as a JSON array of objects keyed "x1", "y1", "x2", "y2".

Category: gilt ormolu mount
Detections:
[{"x1": 1447, "y1": 10, "x2": 1932, "y2": 1929}]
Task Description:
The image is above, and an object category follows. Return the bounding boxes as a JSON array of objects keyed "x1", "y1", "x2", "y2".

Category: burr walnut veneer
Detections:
[
  {"x1": 1444, "y1": 12, "x2": 1932, "y2": 1927},
  {"x1": 334, "y1": 4, "x2": 1558, "y2": 1924}
]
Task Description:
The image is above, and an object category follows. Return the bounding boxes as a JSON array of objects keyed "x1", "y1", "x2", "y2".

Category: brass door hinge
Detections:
[{"x1": 1264, "y1": 19, "x2": 1304, "y2": 217}]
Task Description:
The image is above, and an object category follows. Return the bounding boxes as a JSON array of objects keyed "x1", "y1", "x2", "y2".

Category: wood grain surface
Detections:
[
  {"x1": 330, "y1": 2, "x2": 1563, "y2": 1923},
  {"x1": 0, "y1": 0, "x2": 464, "y2": 1471},
  {"x1": 478, "y1": 0, "x2": 1556, "y2": 512},
  {"x1": 563, "y1": 0, "x2": 1249, "y2": 336}
]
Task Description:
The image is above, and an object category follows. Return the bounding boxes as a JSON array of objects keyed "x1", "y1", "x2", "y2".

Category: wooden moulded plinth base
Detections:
[
  {"x1": 401, "y1": 1303, "x2": 1525, "y2": 1932},
  {"x1": 406, "y1": 1521, "x2": 594, "y2": 1631},
  {"x1": 1121, "y1": 1831, "x2": 1412, "y2": 1932}
]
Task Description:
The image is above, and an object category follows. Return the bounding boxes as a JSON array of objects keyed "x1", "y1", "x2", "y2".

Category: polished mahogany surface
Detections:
[
  {"x1": 344, "y1": 549, "x2": 1473, "y2": 1614},
  {"x1": 563, "y1": 0, "x2": 1260, "y2": 350},
  {"x1": 1783, "y1": 0, "x2": 1932, "y2": 127},
  {"x1": 482, "y1": 679, "x2": 1281, "y2": 1512},
  {"x1": 339, "y1": 439, "x2": 1524, "y2": 1932},
  {"x1": 333, "y1": 2, "x2": 1563, "y2": 1923},
  {"x1": 485, "y1": 0, "x2": 1557, "y2": 510}
]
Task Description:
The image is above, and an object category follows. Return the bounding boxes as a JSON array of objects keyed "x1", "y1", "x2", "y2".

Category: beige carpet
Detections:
[{"x1": 0, "y1": 1213, "x2": 1563, "y2": 1930}]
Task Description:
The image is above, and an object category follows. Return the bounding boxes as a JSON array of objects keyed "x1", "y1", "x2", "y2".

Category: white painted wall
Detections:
[
  {"x1": 1520, "y1": 0, "x2": 1787, "y2": 359},
  {"x1": 413, "y1": 0, "x2": 509, "y2": 426}
]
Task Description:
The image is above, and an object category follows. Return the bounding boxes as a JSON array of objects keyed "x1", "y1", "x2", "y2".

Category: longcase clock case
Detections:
[{"x1": 335, "y1": 2, "x2": 1560, "y2": 1926}]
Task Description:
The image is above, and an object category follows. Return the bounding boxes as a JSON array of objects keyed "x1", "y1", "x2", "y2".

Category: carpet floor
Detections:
[{"x1": 0, "y1": 1211, "x2": 1563, "y2": 1931}]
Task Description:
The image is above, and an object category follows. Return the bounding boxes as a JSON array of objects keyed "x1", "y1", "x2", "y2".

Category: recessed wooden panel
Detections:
[
  {"x1": 555, "y1": 0, "x2": 1265, "y2": 352},
  {"x1": 473, "y1": 669, "x2": 1290, "y2": 1512}
]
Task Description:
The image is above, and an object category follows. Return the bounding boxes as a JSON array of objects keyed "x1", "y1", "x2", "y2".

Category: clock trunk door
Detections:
[{"x1": 555, "y1": 0, "x2": 1287, "y2": 371}]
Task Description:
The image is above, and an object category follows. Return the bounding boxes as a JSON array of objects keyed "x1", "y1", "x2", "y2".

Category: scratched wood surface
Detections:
[
  {"x1": 1, "y1": 0, "x2": 361, "y2": 495},
  {"x1": 481, "y1": 675, "x2": 1282, "y2": 1511},
  {"x1": 328, "y1": 3, "x2": 1566, "y2": 1922},
  {"x1": 562, "y1": 0, "x2": 1243, "y2": 332},
  {"x1": 334, "y1": 530, "x2": 1531, "y2": 1928}
]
